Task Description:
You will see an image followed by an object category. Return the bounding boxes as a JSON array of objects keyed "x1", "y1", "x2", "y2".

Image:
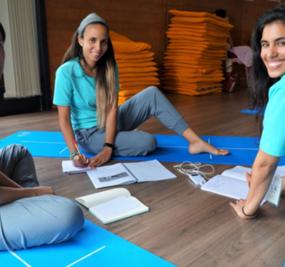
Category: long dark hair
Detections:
[
  {"x1": 0, "y1": 23, "x2": 5, "y2": 42},
  {"x1": 250, "y1": 5, "x2": 285, "y2": 109},
  {"x1": 62, "y1": 21, "x2": 117, "y2": 128}
]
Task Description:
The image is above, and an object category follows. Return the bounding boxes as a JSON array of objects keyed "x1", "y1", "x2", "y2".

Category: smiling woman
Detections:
[
  {"x1": 260, "y1": 21, "x2": 285, "y2": 78},
  {"x1": 230, "y1": 4, "x2": 285, "y2": 219},
  {"x1": 53, "y1": 12, "x2": 229, "y2": 170}
]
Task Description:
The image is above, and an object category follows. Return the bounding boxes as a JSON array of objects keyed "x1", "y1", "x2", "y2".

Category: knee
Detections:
[
  {"x1": 4, "y1": 144, "x2": 30, "y2": 158},
  {"x1": 144, "y1": 86, "x2": 161, "y2": 97},
  {"x1": 0, "y1": 196, "x2": 84, "y2": 251},
  {"x1": 53, "y1": 197, "x2": 84, "y2": 237},
  {"x1": 135, "y1": 133, "x2": 156, "y2": 155}
]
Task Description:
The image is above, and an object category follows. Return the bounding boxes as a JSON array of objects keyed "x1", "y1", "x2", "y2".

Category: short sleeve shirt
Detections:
[
  {"x1": 260, "y1": 75, "x2": 285, "y2": 157},
  {"x1": 53, "y1": 58, "x2": 119, "y2": 130}
]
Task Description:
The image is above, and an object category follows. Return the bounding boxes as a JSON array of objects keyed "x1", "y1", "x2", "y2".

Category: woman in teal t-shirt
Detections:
[
  {"x1": 230, "y1": 5, "x2": 285, "y2": 219},
  {"x1": 53, "y1": 13, "x2": 228, "y2": 168}
]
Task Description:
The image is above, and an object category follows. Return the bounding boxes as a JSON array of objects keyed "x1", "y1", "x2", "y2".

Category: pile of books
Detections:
[
  {"x1": 111, "y1": 31, "x2": 159, "y2": 104},
  {"x1": 162, "y1": 10, "x2": 233, "y2": 96}
]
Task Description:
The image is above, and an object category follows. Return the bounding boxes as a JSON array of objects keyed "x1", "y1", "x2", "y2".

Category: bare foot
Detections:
[{"x1": 189, "y1": 139, "x2": 229, "y2": 155}]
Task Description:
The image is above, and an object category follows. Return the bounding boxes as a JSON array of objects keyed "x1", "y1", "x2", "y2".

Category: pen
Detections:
[
  {"x1": 73, "y1": 141, "x2": 82, "y2": 156},
  {"x1": 73, "y1": 141, "x2": 89, "y2": 165}
]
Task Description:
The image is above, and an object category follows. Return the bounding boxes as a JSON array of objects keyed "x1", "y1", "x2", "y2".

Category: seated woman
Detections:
[
  {"x1": 53, "y1": 13, "x2": 228, "y2": 168},
  {"x1": 230, "y1": 5, "x2": 285, "y2": 219},
  {"x1": 0, "y1": 23, "x2": 84, "y2": 250}
]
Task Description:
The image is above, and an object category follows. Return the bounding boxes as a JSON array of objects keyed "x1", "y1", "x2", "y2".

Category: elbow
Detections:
[
  {"x1": 58, "y1": 115, "x2": 70, "y2": 130},
  {"x1": 254, "y1": 155, "x2": 278, "y2": 177}
]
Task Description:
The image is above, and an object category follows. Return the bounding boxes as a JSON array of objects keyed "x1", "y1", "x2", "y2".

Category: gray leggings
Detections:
[
  {"x1": 0, "y1": 145, "x2": 84, "y2": 251},
  {"x1": 76, "y1": 86, "x2": 189, "y2": 156}
]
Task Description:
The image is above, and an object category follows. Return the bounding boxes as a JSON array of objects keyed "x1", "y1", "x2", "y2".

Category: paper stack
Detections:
[
  {"x1": 162, "y1": 10, "x2": 233, "y2": 96},
  {"x1": 110, "y1": 31, "x2": 160, "y2": 104}
]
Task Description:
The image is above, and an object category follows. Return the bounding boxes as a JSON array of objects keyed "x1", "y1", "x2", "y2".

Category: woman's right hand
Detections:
[{"x1": 72, "y1": 154, "x2": 89, "y2": 167}]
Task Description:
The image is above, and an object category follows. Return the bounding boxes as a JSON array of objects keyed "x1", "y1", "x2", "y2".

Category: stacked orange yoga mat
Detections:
[
  {"x1": 110, "y1": 31, "x2": 159, "y2": 104},
  {"x1": 163, "y1": 10, "x2": 233, "y2": 96}
]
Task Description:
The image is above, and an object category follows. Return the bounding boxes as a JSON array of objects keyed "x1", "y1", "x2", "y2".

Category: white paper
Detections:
[
  {"x1": 76, "y1": 188, "x2": 149, "y2": 224},
  {"x1": 201, "y1": 165, "x2": 285, "y2": 204},
  {"x1": 90, "y1": 195, "x2": 149, "y2": 224},
  {"x1": 76, "y1": 188, "x2": 130, "y2": 209},
  {"x1": 87, "y1": 163, "x2": 135, "y2": 188},
  {"x1": 221, "y1": 166, "x2": 251, "y2": 181},
  {"x1": 91, "y1": 196, "x2": 139, "y2": 219},
  {"x1": 124, "y1": 160, "x2": 176, "y2": 182},
  {"x1": 264, "y1": 175, "x2": 283, "y2": 207},
  {"x1": 87, "y1": 160, "x2": 176, "y2": 189},
  {"x1": 201, "y1": 174, "x2": 249, "y2": 200},
  {"x1": 62, "y1": 160, "x2": 91, "y2": 174}
]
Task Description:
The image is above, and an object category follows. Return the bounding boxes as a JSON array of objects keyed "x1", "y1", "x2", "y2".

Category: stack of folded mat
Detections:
[
  {"x1": 163, "y1": 10, "x2": 233, "y2": 96},
  {"x1": 110, "y1": 31, "x2": 159, "y2": 104}
]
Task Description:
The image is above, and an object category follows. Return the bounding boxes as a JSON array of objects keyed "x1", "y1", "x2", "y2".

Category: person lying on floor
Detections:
[
  {"x1": 0, "y1": 22, "x2": 84, "y2": 251},
  {"x1": 53, "y1": 12, "x2": 229, "y2": 168}
]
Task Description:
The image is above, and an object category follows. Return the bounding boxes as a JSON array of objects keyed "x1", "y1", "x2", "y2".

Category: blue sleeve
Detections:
[
  {"x1": 260, "y1": 87, "x2": 285, "y2": 157},
  {"x1": 53, "y1": 65, "x2": 73, "y2": 107}
]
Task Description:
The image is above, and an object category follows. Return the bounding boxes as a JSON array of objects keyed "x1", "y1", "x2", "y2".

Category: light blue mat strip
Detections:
[
  {"x1": 0, "y1": 130, "x2": 284, "y2": 165},
  {"x1": 0, "y1": 220, "x2": 175, "y2": 267}
]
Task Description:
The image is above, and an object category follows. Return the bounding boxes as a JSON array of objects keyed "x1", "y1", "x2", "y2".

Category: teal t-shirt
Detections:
[
  {"x1": 53, "y1": 58, "x2": 119, "y2": 130},
  {"x1": 260, "y1": 75, "x2": 285, "y2": 157}
]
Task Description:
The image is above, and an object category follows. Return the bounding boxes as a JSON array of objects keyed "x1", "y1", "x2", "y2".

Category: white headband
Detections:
[{"x1": 77, "y1": 13, "x2": 108, "y2": 36}]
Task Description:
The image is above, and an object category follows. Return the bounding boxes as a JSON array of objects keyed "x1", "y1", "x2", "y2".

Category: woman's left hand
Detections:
[
  {"x1": 88, "y1": 147, "x2": 112, "y2": 167},
  {"x1": 229, "y1": 199, "x2": 246, "y2": 218},
  {"x1": 229, "y1": 199, "x2": 257, "y2": 220}
]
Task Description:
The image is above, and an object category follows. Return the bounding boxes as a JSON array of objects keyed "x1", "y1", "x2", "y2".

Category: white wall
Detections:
[{"x1": 0, "y1": 0, "x2": 41, "y2": 98}]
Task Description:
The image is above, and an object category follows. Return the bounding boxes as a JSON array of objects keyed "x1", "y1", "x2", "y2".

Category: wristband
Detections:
[
  {"x1": 70, "y1": 150, "x2": 80, "y2": 160},
  {"x1": 241, "y1": 206, "x2": 258, "y2": 219},
  {"x1": 104, "y1": 142, "x2": 115, "y2": 150}
]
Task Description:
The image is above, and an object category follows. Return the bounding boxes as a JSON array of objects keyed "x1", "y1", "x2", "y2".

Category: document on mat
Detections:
[
  {"x1": 62, "y1": 160, "x2": 91, "y2": 174},
  {"x1": 123, "y1": 160, "x2": 176, "y2": 182},
  {"x1": 86, "y1": 160, "x2": 176, "y2": 189},
  {"x1": 87, "y1": 163, "x2": 135, "y2": 188}
]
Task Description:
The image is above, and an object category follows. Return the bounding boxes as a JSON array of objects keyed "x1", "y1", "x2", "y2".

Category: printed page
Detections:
[
  {"x1": 275, "y1": 166, "x2": 285, "y2": 176},
  {"x1": 62, "y1": 160, "x2": 91, "y2": 174},
  {"x1": 87, "y1": 163, "x2": 135, "y2": 189},
  {"x1": 201, "y1": 175, "x2": 249, "y2": 200},
  {"x1": 90, "y1": 196, "x2": 149, "y2": 224},
  {"x1": 123, "y1": 160, "x2": 176, "y2": 182},
  {"x1": 75, "y1": 188, "x2": 131, "y2": 209},
  {"x1": 264, "y1": 174, "x2": 283, "y2": 207}
]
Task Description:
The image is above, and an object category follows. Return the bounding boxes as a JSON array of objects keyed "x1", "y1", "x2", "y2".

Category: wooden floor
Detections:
[{"x1": 1, "y1": 89, "x2": 284, "y2": 267}]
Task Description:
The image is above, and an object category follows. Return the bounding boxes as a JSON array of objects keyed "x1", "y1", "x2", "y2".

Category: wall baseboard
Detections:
[{"x1": 0, "y1": 96, "x2": 43, "y2": 116}]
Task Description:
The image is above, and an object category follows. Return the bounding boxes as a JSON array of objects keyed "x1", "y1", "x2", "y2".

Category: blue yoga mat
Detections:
[
  {"x1": 240, "y1": 108, "x2": 264, "y2": 115},
  {"x1": 0, "y1": 220, "x2": 175, "y2": 267},
  {"x1": 1, "y1": 130, "x2": 284, "y2": 165}
]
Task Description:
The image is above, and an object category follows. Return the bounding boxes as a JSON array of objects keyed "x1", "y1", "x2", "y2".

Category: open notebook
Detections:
[
  {"x1": 76, "y1": 188, "x2": 149, "y2": 224},
  {"x1": 86, "y1": 160, "x2": 176, "y2": 188},
  {"x1": 201, "y1": 165, "x2": 285, "y2": 206},
  {"x1": 62, "y1": 159, "x2": 176, "y2": 188}
]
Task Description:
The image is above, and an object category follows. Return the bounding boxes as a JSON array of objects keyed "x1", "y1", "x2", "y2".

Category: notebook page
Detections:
[
  {"x1": 201, "y1": 175, "x2": 249, "y2": 200},
  {"x1": 87, "y1": 163, "x2": 135, "y2": 188},
  {"x1": 123, "y1": 160, "x2": 176, "y2": 182},
  {"x1": 90, "y1": 196, "x2": 148, "y2": 224},
  {"x1": 62, "y1": 160, "x2": 91, "y2": 174}
]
